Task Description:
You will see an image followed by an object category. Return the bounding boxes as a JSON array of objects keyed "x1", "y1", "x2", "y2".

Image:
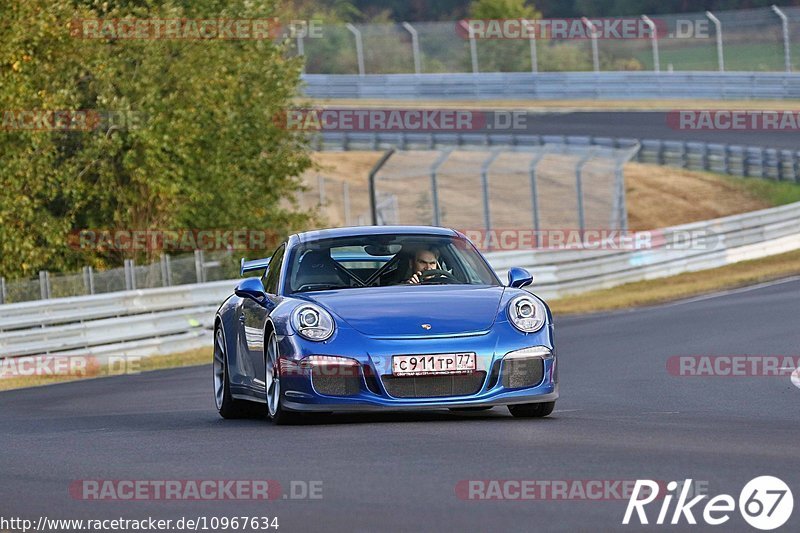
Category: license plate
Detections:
[{"x1": 392, "y1": 353, "x2": 476, "y2": 376}]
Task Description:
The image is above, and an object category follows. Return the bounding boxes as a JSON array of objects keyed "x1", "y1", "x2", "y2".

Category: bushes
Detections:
[{"x1": 0, "y1": 0, "x2": 314, "y2": 279}]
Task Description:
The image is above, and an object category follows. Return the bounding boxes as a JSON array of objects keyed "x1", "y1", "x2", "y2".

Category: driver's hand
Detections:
[{"x1": 407, "y1": 271, "x2": 422, "y2": 284}]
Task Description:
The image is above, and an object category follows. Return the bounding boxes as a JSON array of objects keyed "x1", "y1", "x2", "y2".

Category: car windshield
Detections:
[{"x1": 286, "y1": 234, "x2": 500, "y2": 293}]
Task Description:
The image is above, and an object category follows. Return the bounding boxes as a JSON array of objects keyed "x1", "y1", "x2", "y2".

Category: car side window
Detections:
[{"x1": 263, "y1": 244, "x2": 286, "y2": 295}]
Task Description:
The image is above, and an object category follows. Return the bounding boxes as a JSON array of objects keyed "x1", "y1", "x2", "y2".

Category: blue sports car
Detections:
[{"x1": 213, "y1": 226, "x2": 558, "y2": 424}]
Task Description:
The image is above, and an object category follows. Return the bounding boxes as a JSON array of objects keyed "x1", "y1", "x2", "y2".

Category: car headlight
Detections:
[
  {"x1": 507, "y1": 295, "x2": 546, "y2": 333},
  {"x1": 291, "y1": 304, "x2": 335, "y2": 341}
]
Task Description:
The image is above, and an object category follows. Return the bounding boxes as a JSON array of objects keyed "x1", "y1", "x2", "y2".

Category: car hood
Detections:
[{"x1": 300, "y1": 285, "x2": 505, "y2": 338}]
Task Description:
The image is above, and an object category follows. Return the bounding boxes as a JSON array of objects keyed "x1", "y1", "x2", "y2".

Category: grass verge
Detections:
[
  {"x1": 549, "y1": 248, "x2": 800, "y2": 315},
  {"x1": 726, "y1": 175, "x2": 800, "y2": 207},
  {"x1": 0, "y1": 347, "x2": 211, "y2": 392}
]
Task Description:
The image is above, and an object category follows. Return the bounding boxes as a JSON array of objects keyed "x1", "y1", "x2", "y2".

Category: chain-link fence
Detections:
[
  {"x1": 0, "y1": 251, "x2": 240, "y2": 305},
  {"x1": 296, "y1": 7, "x2": 800, "y2": 74},
  {"x1": 298, "y1": 174, "x2": 372, "y2": 227},
  {"x1": 369, "y1": 145, "x2": 639, "y2": 235}
]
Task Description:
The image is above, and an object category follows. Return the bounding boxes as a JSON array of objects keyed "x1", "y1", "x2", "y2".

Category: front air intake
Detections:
[
  {"x1": 501, "y1": 358, "x2": 544, "y2": 389},
  {"x1": 380, "y1": 372, "x2": 486, "y2": 398}
]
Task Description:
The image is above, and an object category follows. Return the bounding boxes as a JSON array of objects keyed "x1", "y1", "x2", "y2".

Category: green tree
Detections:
[
  {"x1": 0, "y1": 0, "x2": 313, "y2": 279},
  {"x1": 467, "y1": 0, "x2": 542, "y2": 72},
  {"x1": 469, "y1": 0, "x2": 540, "y2": 19}
]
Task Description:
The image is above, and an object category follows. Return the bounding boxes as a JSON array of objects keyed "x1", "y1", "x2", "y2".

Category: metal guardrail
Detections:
[
  {"x1": 0, "y1": 280, "x2": 234, "y2": 332},
  {"x1": 317, "y1": 132, "x2": 800, "y2": 182},
  {"x1": 0, "y1": 280, "x2": 235, "y2": 361},
  {"x1": 1, "y1": 201, "x2": 799, "y2": 360},
  {"x1": 488, "y1": 200, "x2": 800, "y2": 299},
  {"x1": 302, "y1": 72, "x2": 800, "y2": 100}
]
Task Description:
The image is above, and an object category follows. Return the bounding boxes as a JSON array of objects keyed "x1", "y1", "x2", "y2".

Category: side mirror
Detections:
[
  {"x1": 507, "y1": 267, "x2": 533, "y2": 288},
  {"x1": 235, "y1": 277, "x2": 267, "y2": 302}
]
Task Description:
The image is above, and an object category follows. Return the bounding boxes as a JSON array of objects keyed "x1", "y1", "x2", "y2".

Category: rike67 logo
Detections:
[{"x1": 623, "y1": 476, "x2": 793, "y2": 530}]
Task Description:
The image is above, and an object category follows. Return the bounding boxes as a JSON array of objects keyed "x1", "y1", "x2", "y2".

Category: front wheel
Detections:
[
  {"x1": 265, "y1": 331, "x2": 300, "y2": 425},
  {"x1": 214, "y1": 327, "x2": 256, "y2": 419},
  {"x1": 508, "y1": 401, "x2": 555, "y2": 418}
]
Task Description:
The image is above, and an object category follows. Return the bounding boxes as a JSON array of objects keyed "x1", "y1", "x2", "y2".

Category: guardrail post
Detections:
[
  {"x1": 167, "y1": 254, "x2": 174, "y2": 286},
  {"x1": 723, "y1": 144, "x2": 731, "y2": 175},
  {"x1": 582, "y1": 17, "x2": 600, "y2": 72},
  {"x1": 480, "y1": 150, "x2": 502, "y2": 239},
  {"x1": 345, "y1": 23, "x2": 365, "y2": 76},
  {"x1": 401, "y1": 22, "x2": 422, "y2": 74},
  {"x1": 82, "y1": 266, "x2": 95, "y2": 295},
  {"x1": 641, "y1": 15, "x2": 660, "y2": 72},
  {"x1": 430, "y1": 149, "x2": 452, "y2": 226},
  {"x1": 160, "y1": 254, "x2": 172, "y2": 286},
  {"x1": 575, "y1": 150, "x2": 595, "y2": 233},
  {"x1": 794, "y1": 152, "x2": 800, "y2": 184},
  {"x1": 614, "y1": 161, "x2": 628, "y2": 231},
  {"x1": 529, "y1": 150, "x2": 546, "y2": 248},
  {"x1": 39, "y1": 270, "x2": 51, "y2": 300},
  {"x1": 772, "y1": 5, "x2": 792, "y2": 72},
  {"x1": 194, "y1": 250, "x2": 205, "y2": 284},
  {"x1": 706, "y1": 11, "x2": 724, "y2": 72},
  {"x1": 124, "y1": 259, "x2": 136, "y2": 290},
  {"x1": 0, "y1": 276, "x2": 6, "y2": 304}
]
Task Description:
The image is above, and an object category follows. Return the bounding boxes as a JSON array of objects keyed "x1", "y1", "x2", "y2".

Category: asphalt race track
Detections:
[
  {"x1": 1, "y1": 278, "x2": 799, "y2": 532},
  {"x1": 520, "y1": 112, "x2": 800, "y2": 150}
]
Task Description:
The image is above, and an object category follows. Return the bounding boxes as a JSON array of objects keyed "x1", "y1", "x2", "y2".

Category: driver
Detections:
[{"x1": 405, "y1": 247, "x2": 440, "y2": 284}]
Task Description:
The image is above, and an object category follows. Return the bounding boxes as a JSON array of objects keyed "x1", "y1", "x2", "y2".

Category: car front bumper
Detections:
[
  {"x1": 276, "y1": 318, "x2": 558, "y2": 413},
  {"x1": 282, "y1": 386, "x2": 558, "y2": 412}
]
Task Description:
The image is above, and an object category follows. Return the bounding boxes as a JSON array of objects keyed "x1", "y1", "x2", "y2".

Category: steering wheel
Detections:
[{"x1": 418, "y1": 269, "x2": 460, "y2": 284}]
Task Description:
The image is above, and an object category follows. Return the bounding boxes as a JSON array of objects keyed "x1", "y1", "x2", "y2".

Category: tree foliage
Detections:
[
  {"x1": 0, "y1": 0, "x2": 313, "y2": 279},
  {"x1": 469, "y1": 0, "x2": 541, "y2": 19}
]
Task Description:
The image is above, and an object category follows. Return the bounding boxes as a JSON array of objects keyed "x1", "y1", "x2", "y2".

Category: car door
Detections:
[{"x1": 238, "y1": 243, "x2": 285, "y2": 394}]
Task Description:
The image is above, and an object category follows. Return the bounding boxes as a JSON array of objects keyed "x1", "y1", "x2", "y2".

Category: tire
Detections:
[
  {"x1": 265, "y1": 331, "x2": 301, "y2": 425},
  {"x1": 214, "y1": 326, "x2": 257, "y2": 419},
  {"x1": 508, "y1": 401, "x2": 555, "y2": 418}
]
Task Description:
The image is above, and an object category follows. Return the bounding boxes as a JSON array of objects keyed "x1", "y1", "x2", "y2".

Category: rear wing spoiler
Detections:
[{"x1": 240, "y1": 257, "x2": 270, "y2": 277}]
